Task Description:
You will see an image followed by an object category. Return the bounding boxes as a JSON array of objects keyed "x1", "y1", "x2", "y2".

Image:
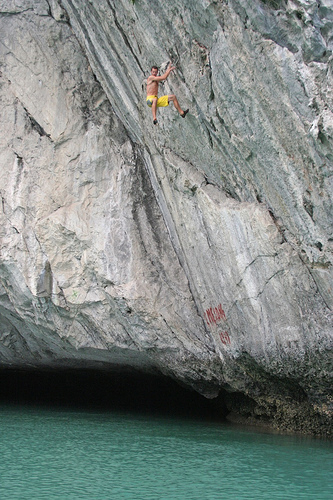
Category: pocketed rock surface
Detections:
[{"x1": 0, "y1": 0, "x2": 332, "y2": 434}]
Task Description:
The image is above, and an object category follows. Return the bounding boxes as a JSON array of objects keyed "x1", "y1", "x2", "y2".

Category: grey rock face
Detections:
[{"x1": 0, "y1": 0, "x2": 332, "y2": 433}]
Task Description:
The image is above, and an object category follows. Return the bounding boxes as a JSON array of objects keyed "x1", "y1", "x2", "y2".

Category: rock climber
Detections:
[{"x1": 146, "y1": 63, "x2": 189, "y2": 125}]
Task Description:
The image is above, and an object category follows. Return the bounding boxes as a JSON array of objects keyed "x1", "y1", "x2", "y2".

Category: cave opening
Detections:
[{"x1": 0, "y1": 368, "x2": 228, "y2": 422}]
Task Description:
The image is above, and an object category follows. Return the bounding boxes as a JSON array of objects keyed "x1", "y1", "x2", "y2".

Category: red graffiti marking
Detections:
[
  {"x1": 205, "y1": 304, "x2": 226, "y2": 326},
  {"x1": 220, "y1": 331, "x2": 231, "y2": 345},
  {"x1": 204, "y1": 303, "x2": 231, "y2": 345}
]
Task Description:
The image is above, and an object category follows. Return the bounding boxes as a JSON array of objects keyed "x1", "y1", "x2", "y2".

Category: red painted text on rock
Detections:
[
  {"x1": 205, "y1": 304, "x2": 226, "y2": 326},
  {"x1": 219, "y1": 331, "x2": 231, "y2": 345}
]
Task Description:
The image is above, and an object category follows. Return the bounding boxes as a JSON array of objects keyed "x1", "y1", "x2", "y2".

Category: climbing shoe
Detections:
[
  {"x1": 153, "y1": 119, "x2": 158, "y2": 125},
  {"x1": 181, "y1": 109, "x2": 189, "y2": 118}
]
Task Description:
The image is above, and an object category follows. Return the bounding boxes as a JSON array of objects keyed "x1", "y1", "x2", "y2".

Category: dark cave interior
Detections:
[{"x1": 0, "y1": 368, "x2": 227, "y2": 421}]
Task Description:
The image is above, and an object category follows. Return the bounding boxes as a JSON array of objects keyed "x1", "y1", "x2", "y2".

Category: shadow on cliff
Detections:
[{"x1": 0, "y1": 368, "x2": 228, "y2": 422}]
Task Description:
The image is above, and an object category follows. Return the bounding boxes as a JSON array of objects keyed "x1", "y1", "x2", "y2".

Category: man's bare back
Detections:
[{"x1": 146, "y1": 63, "x2": 189, "y2": 125}]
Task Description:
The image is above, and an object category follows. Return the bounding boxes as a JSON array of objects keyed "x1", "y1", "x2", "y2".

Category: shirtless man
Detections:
[{"x1": 146, "y1": 63, "x2": 189, "y2": 125}]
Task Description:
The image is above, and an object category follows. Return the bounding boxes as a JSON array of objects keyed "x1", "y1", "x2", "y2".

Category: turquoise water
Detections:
[{"x1": 0, "y1": 404, "x2": 332, "y2": 500}]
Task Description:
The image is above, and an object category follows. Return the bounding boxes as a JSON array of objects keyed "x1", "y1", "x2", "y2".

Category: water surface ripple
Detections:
[{"x1": 0, "y1": 405, "x2": 332, "y2": 499}]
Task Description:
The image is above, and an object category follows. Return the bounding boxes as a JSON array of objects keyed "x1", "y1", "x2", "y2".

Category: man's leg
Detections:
[
  {"x1": 168, "y1": 95, "x2": 189, "y2": 117},
  {"x1": 152, "y1": 98, "x2": 158, "y2": 123}
]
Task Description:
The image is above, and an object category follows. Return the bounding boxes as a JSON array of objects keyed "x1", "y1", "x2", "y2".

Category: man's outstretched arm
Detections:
[{"x1": 149, "y1": 63, "x2": 175, "y2": 82}]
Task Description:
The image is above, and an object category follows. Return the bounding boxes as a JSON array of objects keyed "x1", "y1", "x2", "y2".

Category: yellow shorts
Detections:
[{"x1": 146, "y1": 95, "x2": 169, "y2": 107}]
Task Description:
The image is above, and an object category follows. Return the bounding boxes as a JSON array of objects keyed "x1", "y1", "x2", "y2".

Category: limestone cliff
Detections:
[{"x1": 0, "y1": 0, "x2": 332, "y2": 434}]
